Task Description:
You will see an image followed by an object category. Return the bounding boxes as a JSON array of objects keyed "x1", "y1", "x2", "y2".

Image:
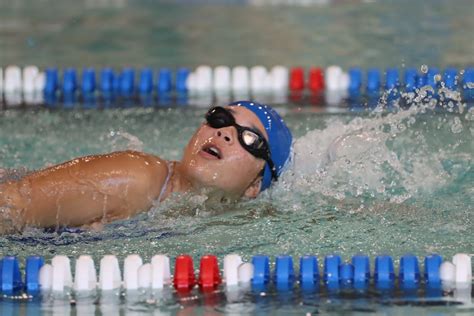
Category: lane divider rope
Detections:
[{"x1": 0, "y1": 253, "x2": 471, "y2": 296}]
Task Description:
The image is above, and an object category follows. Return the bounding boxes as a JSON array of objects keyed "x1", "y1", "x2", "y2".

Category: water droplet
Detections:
[{"x1": 420, "y1": 65, "x2": 428, "y2": 73}]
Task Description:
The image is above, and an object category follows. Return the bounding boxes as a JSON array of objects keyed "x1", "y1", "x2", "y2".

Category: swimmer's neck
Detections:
[
  {"x1": 165, "y1": 161, "x2": 193, "y2": 197},
  {"x1": 167, "y1": 161, "x2": 240, "y2": 202}
]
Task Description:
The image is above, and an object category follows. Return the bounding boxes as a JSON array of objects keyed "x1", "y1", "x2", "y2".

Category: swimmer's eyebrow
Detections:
[
  {"x1": 250, "y1": 124, "x2": 264, "y2": 135},
  {"x1": 228, "y1": 107, "x2": 265, "y2": 135}
]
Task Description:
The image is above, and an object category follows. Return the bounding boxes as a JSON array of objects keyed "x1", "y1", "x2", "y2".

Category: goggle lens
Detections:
[{"x1": 242, "y1": 130, "x2": 262, "y2": 148}]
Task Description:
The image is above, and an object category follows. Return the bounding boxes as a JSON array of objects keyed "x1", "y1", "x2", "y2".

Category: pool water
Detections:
[
  {"x1": 0, "y1": 100, "x2": 473, "y2": 314},
  {"x1": 1, "y1": 0, "x2": 473, "y2": 68},
  {"x1": 1, "y1": 0, "x2": 473, "y2": 314}
]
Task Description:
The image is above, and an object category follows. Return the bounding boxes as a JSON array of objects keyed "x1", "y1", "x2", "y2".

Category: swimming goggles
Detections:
[{"x1": 205, "y1": 106, "x2": 278, "y2": 181}]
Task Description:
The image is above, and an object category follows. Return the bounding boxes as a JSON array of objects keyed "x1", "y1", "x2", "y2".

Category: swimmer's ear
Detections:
[{"x1": 243, "y1": 177, "x2": 262, "y2": 199}]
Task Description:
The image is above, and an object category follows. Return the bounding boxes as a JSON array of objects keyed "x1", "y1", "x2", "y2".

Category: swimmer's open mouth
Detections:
[{"x1": 201, "y1": 144, "x2": 222, "y2": 159}]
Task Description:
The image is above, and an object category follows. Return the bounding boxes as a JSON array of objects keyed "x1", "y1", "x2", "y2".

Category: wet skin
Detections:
[{"x1": 0, "y1": 106, "x2": 268, "y2": 230}]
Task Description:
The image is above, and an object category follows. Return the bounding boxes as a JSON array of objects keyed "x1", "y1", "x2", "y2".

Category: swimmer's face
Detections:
[{"x1": 181, "y1": 106, "x2": 267, "y2": 198}]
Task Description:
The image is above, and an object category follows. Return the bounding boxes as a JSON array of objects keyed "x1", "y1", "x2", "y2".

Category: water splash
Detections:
[
  {"x1": 104, "y1": 130, "x2": 144, "y2": 152},
  {"x1": 276, "y1": 88, "x2": 471, "y2": 205}
]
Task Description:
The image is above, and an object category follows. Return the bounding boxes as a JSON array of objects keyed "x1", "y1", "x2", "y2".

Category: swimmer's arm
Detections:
[{"x1": 0, "y1": 150, "x2": 169, "y2": 228}]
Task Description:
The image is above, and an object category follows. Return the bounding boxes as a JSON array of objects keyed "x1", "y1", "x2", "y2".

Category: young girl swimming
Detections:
[{"x1": 0, "y1": 101, "x2": 292, "y2": 233}]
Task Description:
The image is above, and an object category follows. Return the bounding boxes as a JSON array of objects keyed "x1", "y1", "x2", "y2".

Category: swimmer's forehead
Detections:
[{"x1": 224, "y1": 106, "x2": 268, "y2": 140}]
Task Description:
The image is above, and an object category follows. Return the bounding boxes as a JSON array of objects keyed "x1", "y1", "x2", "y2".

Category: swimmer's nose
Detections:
[{"x1": 215, "y1": 127, "x2": 234, "y2": 144}]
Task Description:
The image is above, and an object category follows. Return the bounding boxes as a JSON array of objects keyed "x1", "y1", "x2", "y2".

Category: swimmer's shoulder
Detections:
[
  {"x1": 107, "y1": 150, "x2": 170, "y2": 185},
  {"x1": 114, "y1": 150, "x2": 171, "y2": 201}
]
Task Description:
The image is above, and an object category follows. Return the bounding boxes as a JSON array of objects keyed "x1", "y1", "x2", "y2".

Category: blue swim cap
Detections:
[{"x1": 229, "y1": 101, "x2": 293, "y2": 191}]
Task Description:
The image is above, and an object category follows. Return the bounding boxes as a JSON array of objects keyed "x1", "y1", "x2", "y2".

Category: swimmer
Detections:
[{"x1": 0, "y1": 101, "x2": 292, "y2": 233}]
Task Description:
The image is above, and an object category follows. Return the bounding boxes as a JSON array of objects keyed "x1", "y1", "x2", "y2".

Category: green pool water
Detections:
[
  {"x1": 0, "y1": 0, "x2": 473, "y2": 314},
  {"x1": 0, "y1": 101, "x2": 472, "y2": 314},
  {"x1": 1, "y1": 102, "x2": 472, "y2": 258}
]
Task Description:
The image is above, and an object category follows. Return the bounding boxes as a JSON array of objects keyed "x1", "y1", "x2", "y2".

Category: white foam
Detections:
[{"x1": 277, "y1": 103, "x2": 451, "y2": 202}]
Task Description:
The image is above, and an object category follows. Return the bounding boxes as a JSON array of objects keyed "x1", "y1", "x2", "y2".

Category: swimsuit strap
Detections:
[{"x1": 157, "y1": 161, "x2": 174, "y2": 202}]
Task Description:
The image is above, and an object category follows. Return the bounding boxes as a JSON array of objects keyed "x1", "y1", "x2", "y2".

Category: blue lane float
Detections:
[
  {"x1": 176, "y1": 67, "x2": 190, "y2": 93},
  {"x1": 274, "y1": 255, "x2": 295, "y2": 290},
  {"x1": 399, "y1": 254, "x2": 420, "y2": 289},
  {"x1": 385, "y1": 68, "x2": 399, "y2": 90},
  {"x1": 339, "y1": 263, "x2": 354, "y2": 286},
  {"x1": 62, "y1": 68, "x2": 77, "y2": 94},
  {"x1": 251, "y1": 255, "x2": 270, "y2": 288},
  {"x1": 443, "y1": 68, "x2": 458, "y2": 90},
  {"x1": 385, "y1": 68, "x2": 400, "y2": 100},
  {"x1": 426, "y1": 68, "x2": 440, "y2": 89},
  {"x1": 404, "y1": 68, "x2": 418, "y2": 93},
  {"x1": 81, "y1": 68, "x2": 96, "y2": 94},
  {"x1": 352, "y1": 255, "x2": 370, "y2": 290},
  {"x1": 463, "y1": 67, "x2": 474, "y2": 100},
  {"x1": 366, "y1": 68, "x2": 381, "y2": 94},
  {"x1": 348, "y1": 67, "x2": 362, "y2": 97},
  {"x1": 424, "y1": 254, "x2": 442, "y2": 287},
  {"x1": 139, "y1": 68, "x2": 153, "y2": 94},
  {"x1": 299, "y1": 255, "x2": 319, "y2": 289},
  {"x1": 323, "y1": 254, "x2": 341, "y2": 285},
  {"x1": 100, "y1": 68, "x2": 115, "y2": 93},
  {"x1": 44, "y1": 68, "x2": 59, "y2": 95},
  {"x1": 416, "y1": 71, "x2": 427, "y2": 89},
  {"x1": 0, "y1": 256, "x2": 23, "y2": 293},
  {"x1": 158, "y1": 68, "x2": 173, "y2": 93},
  {"x1": 374, "y1": 255, "x2": 395, "y2": 289},
  {"x1": 119, "y1": 68, "x2": 135, "y2": 96},
  {"x1": 25, "y1": 256, "x2": 44, "y2": 293}
]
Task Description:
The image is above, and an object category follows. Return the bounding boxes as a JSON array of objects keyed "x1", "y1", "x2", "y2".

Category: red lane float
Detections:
[
  {"x1": 173, "y1": 255, "x2": 195, "y2": 292},
  {"x1": 308, "y1": 67, "x2": 324, "y2": 93},
  {"x1": 198, "y1": 255, "x2": 222, "y2": 290},
  {"x1": 289, "y1": 67, "x2": 305, "y2": 91}
]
